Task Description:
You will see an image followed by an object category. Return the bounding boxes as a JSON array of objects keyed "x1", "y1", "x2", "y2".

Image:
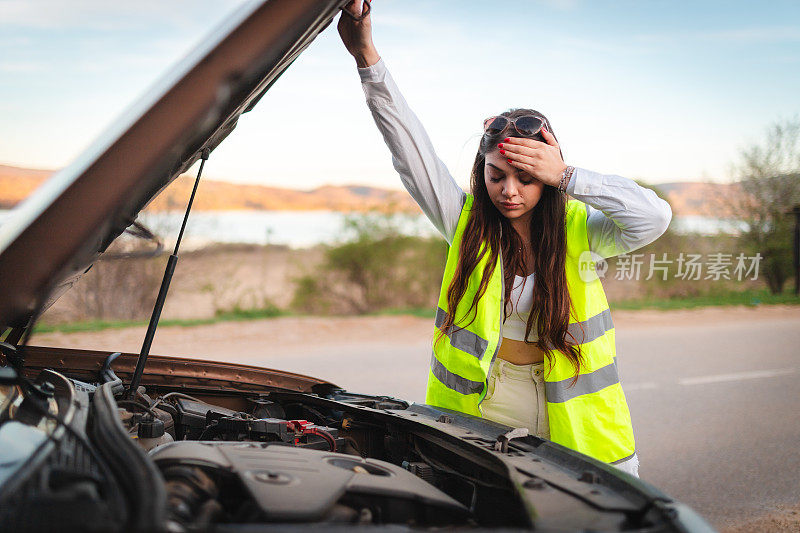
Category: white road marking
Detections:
[
  {"x1": 678, "y1": 368, "x2": 796, "y2": 386},
  {"x1": 624, "y1": 382, "x2": 659, "y2": 391}
]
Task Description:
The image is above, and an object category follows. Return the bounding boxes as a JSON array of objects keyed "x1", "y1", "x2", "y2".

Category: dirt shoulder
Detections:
[
  {"x1": 721, "y1": 503, "x2": 800, "y2": 533},
  {"x1": 30, "y1": 304, "x2": 800, "y2": 358},
  {"x1": 611, "y1": 303, "x2": 800, "y2": 329}
]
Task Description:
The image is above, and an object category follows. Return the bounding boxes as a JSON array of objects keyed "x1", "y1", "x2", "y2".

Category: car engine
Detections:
[
  {"x1": 1, "y1": 368, "x2": 534, "y2": 531},
  {"x1": 125, "y1": 393, "x2": 471, "y2": 529},
  {"x1": 1, "y1": 346, "x2": 690, "y2": 533}
]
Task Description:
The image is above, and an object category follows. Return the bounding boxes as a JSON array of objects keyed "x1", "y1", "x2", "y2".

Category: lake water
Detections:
[
  {"x1": 137, "y1": 210, "x2": 439, "y2": 248},
  {"x1": 669, "y1": 215, "x2": 748, "y2": 235},
  {"x1": 0, "y1": 209, "x2": 438, "y2": 249},
  {"x1": 0, "y1": 209, "x2": 747, "y2": 248}
]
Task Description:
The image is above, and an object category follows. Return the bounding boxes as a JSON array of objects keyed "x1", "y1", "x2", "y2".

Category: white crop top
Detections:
[{"x1": 503, "y1": 273, "x2": 538, "y2": 342}]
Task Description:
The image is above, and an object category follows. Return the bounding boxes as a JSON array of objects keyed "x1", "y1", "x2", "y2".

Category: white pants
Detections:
[{"x1": 480, "y1": 359, "x2": 640, "y2": 478}]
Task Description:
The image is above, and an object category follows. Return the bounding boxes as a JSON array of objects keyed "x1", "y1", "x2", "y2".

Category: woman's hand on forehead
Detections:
[{"x1": 498, "y1": 128, "x2": 567, "y2": 188}]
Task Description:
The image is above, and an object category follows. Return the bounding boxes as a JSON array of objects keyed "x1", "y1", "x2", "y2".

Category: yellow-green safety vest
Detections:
[{"x1": 426, "y1": 194, "x2": 636, "y2": 465}]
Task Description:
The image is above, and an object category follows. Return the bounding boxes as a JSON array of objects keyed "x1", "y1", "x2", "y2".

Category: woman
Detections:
[{"x1": 338, "y1": 1, "x2": 671, "y2": 478}]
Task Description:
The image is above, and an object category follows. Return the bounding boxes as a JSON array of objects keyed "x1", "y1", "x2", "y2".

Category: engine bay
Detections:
[
  {"x1": 0, "y1": 366, "x2": 538, "y2": 531},
  {"x1": 121, "y1": 389, "x2": 474, "y2": 529},
  {"x1": 0, "y1": 353, "x2": 689, "y2": 533}
]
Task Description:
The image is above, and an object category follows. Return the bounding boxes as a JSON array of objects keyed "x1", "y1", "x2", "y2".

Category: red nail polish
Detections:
[
  {"x1": 498, "y1": 143, "x2": 503, "y2": 148},
  {"x1": 504, "y1": 138, "x2": 510, "y2": 142},
  {"x1": 499, "y1": 149, "x2": 505, "y2": 155},
  {"x1": 507, "y1": 158, "x2": 512, "y2": 163}
]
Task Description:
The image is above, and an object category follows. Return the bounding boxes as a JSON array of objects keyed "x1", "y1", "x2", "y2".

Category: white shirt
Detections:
[{"x1": 505, "y1": 273, "x2": 538, "y2": 342}]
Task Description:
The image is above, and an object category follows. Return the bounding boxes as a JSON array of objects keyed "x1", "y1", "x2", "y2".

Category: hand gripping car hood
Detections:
[{"x1": 0, "y1": 0, "x2": 345, "y2": 331}]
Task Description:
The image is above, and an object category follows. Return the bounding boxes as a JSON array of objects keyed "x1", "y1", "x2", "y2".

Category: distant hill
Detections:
[
  {"x1": 0, "y1": 163, "x2": 739, "y2": 216},
  {"x1": 145, "y1": 175, "x2": 419, "y2": 213},
  {"x1": 0, "y1": 164, "x2": 54, "y2": 208},
  {"x1": 653, "y1": 181, "x2": 741, "y2": 217},
  {"x1": 0, "y1": 164, "x2": 418, "y2": 213}
]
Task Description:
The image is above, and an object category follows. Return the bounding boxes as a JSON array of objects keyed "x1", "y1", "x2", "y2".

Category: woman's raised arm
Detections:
[
  {"x1": 357, "y1": 60, "x2": 466, "y2": 243},
  {"x1": 566, "y1": 168, "x2": 673, "y2": 259},
  {"x1": 338, "y1": 1, "x2": 465, "y2": 243},
  {"x1": 500, "y1": 134, "x2": 672, "y2": 260}
]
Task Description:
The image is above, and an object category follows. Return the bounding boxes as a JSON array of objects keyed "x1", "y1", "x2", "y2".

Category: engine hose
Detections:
[{"x1": 304, "y1": 427, "x2": 336, "y2": 452}]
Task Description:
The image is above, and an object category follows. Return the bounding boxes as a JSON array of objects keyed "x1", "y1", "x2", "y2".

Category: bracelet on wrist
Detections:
[{"x1": 557, "y1": 166, "x2": 575, "y2": 193}]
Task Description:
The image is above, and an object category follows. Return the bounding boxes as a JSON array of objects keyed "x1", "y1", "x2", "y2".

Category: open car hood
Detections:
[{"x1": 0, "y1": 0, "x2": 345, "y2": 331}]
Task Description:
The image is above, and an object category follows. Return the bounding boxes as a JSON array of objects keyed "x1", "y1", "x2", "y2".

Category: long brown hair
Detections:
[{"x1": 438, "y1": 108, "x2": 584, "y2": 380}]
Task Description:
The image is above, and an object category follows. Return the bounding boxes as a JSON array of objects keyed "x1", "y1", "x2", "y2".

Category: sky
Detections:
[{"x1": 1, "y1": 0, "x2": 799, "y2": 191}]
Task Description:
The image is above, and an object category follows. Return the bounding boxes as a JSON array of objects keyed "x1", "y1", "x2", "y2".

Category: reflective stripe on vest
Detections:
[
  {"x1": 434, "y1": 307, "x2": 488, "y2": 359},
  {"x1": 545, "y1": 356, "x2": 619, "y2": 403},
  {"x1": 425, "y1": 194, "x2": 636, "y2": 464},
  {"x1": 429, "y1": 351, "x2": 485, "y2": 395}
]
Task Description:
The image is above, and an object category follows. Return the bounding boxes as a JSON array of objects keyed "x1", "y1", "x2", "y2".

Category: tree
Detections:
[{"x1": 722, "y1": 116, "x2": 800, "y2": 294}]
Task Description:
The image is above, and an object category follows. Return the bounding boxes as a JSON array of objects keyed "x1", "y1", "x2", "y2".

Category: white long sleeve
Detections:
[
  {"x1": 359, "y1": 58, "x2": 465, "y2": 244},
  {"x1": 358, "y1": 58, "x2": 672, "y2": 257},
  {"x1": 567, "y1": 168, "x2": 673, "y2": 259}
]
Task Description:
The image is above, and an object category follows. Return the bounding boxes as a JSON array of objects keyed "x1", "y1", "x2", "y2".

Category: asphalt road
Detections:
[{"x1": 249, "y1": 313, "x2": 800, "y2": 531}]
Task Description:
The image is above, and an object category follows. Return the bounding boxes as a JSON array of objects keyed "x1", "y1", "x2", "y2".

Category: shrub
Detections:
[{"x1": 291, "y1": 212, "x2": 447, "y2": 314}]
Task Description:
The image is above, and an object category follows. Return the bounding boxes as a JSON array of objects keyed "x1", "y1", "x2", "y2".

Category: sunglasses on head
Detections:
[{"x1": 482, "y1": 115, "x2": 546, "y2": 137}]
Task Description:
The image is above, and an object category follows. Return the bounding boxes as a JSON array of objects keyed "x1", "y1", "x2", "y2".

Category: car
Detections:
[{"x1": 0, "y1": 1, "x2": 715, "y2": 531}]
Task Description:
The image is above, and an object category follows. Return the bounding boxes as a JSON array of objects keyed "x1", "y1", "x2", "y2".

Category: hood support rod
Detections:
[{"x1": 126, "y1": 149, "x2": 209, "y2": 399}]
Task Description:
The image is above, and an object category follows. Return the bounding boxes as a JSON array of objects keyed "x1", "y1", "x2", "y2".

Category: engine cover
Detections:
[{"x1": 150, "y1": 441, "x2": 469, "y2": 523}]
